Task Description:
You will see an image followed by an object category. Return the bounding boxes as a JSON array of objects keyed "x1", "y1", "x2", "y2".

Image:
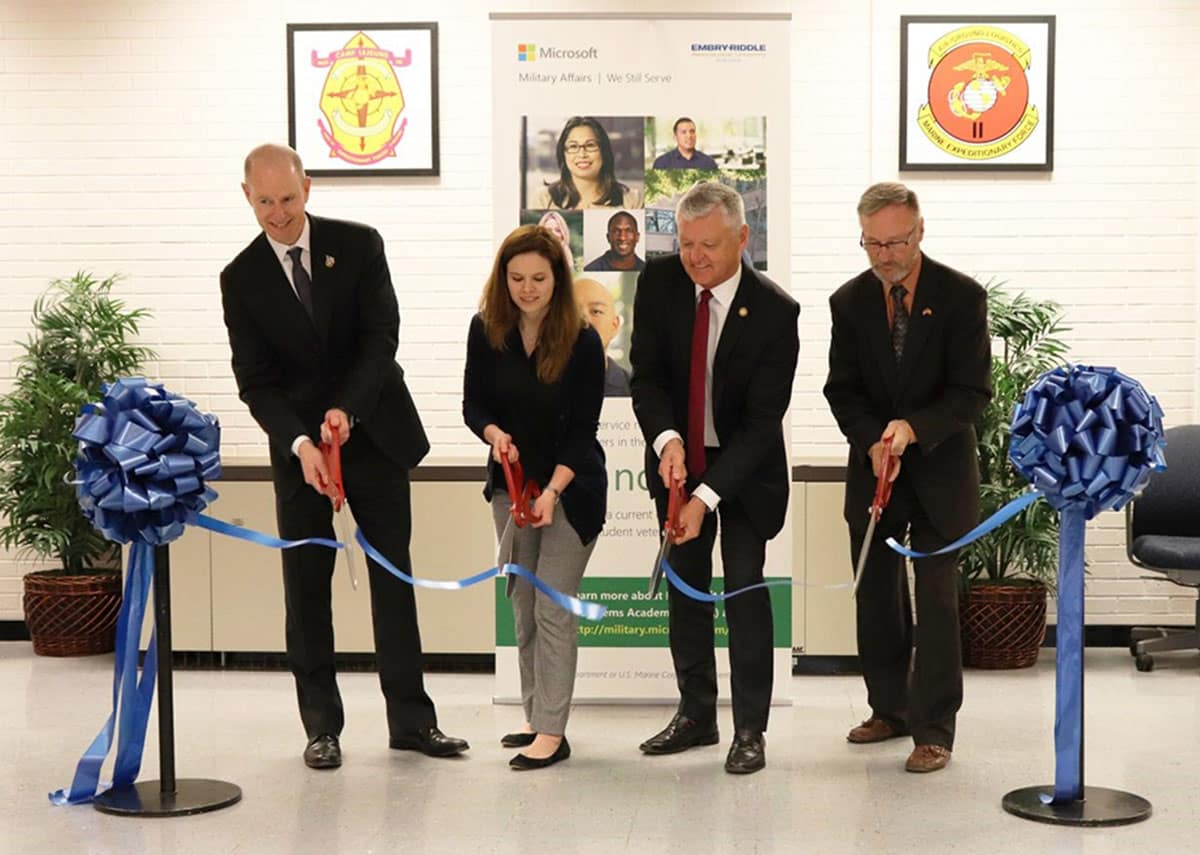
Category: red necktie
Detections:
[{"x1": 687, "y1": 289, "x2": 713, "y2": 477}]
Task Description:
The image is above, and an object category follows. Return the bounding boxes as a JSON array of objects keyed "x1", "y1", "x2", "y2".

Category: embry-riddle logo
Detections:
[
  {"x1": 917, "y1": 25, "x2": 1040, "y2": 160},
  {"x1": 313, "y1": 32, "x2": 410, "y2": 166},
  {"x1": 518, "y1": 43, "x2": 536, "y2": 62}
]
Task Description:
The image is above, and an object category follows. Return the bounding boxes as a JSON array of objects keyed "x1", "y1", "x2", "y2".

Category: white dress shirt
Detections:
[{"x1": 653, "y1": 265, "x2": 742, "y2": 510}]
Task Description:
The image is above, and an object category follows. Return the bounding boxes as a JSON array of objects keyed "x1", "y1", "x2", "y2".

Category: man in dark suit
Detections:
[
  {"x1": 823, "y1": 182, "x2": 991, "y2": 774},
  {"x1": 220, "y1": 143, "x2": 467, "y2": 769},
  {"x1": 630, "y1": 181, "x2": 799, "y2": 774}
]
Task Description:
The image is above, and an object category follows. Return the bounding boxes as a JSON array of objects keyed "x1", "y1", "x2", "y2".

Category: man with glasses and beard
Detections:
[{"x1": 823, "y1": 182, "x2": 991, "y2": 774}]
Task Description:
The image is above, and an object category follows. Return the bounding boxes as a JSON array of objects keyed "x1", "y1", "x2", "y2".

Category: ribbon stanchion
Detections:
[
  {"x1": 870, "y1": 365, "x2": 1163, "y2": 826},
  {"x1": 54, "y1": 378, "x2": 245, "y2": 814},
  {"x1": 55, "y1": 379, "x2": 609, "y2": 812}
]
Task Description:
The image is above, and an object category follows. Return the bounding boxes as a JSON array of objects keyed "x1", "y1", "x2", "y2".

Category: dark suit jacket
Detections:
[
  {"x1": 823, "y1": 253, "x2": 991, "y2": 541},
  {"x1": 220, "y1": 215, "x2": 429, "y2": 497},
  {"x1": 630, "y1": 257, "x2": 800, "y2": 541}
]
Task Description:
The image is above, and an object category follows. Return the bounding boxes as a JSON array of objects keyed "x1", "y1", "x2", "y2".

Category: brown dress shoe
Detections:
[
  {"x1": 905, "y1": 744, "x2": 952, "y2": 773},
  {"x1": 846, "y1": 716, "x2": 908, "y2": 744}
]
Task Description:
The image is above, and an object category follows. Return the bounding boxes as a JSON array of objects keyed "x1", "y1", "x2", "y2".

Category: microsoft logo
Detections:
[{"x1": 517, "y1": 43, "x2": 536, "y2": 62}]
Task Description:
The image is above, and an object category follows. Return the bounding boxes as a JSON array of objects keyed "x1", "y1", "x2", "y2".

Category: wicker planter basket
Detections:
[
  {"x1": 961, "y1": 581, "x2": 1048, "y2": 669},
  {"x1": 23, "y1": 569, "x2": 122, "y2": 657}
]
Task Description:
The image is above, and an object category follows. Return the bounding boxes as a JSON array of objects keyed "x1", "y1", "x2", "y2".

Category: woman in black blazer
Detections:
[{"x1": 463, "y1": 225, "x2": 606, "y2": 770}]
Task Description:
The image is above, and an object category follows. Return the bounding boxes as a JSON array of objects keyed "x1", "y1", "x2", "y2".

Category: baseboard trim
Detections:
[
  {"x1": 0, "y1": 621, "x2": 30, "y2": 641},
  {"x1": 163, "y1": 651, "x2": 495, "y2": 673}
]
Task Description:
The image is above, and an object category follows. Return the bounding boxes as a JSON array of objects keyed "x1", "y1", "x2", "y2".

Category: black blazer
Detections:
[
  {"x1": 823, "y1": 253, "x2": 992, "y2": 541},
  {"x1": 462, "y1": 315, "x2": 607, "y2": 544},
  {"x1": 630, "y1": 257, "x2": 800, "y2": 541},
  {"x1": 220, "y1": 215, "x2": 429, "y2": 496}
]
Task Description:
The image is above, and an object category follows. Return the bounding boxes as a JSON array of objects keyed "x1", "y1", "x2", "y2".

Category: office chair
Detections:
[{"x1": 1126, "y1": 424, "x2": 1200, "y2": 671}]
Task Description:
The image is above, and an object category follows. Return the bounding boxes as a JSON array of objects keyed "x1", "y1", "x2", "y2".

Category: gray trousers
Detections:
[{"x1": 492, "y1": 493, "x2": 596, "y2": 735}]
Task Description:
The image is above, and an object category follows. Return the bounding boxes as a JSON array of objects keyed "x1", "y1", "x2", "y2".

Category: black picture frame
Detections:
[
  {"x1": 900, "y1": 15, "x2": 1055, "y2": 171},
  {"x1": 287, "y1": 22, "x2": 439, "y2": 177}
]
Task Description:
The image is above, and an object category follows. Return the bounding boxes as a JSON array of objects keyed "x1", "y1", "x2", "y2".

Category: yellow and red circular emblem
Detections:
[{"x1": 916, "y1": 25, "x2": 1041, "y2": 161}]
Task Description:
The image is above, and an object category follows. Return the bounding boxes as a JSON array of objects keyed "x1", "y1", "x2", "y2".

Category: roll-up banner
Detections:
[{"x1": 491, "y1": 13, "x2": 792, "y2": 703}]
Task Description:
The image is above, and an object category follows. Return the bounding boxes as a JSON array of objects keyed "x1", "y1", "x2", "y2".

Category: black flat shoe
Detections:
[
  {"x1": 724, "y1": 730, "x2": 766, "y2": 775},
  {"x1": 509, "y1": 737, "x2": 570, "y2": 771},
  {"x1": 501, "y1": 731, "x2": 537, "y2": 748},
  {"x1": 639, "y1": 713, "x2": 720, "y2": 755},
  {"x1": 390, "y1": 726, "x2": 470, "y2": 757},
  {"x1": 303, "y1": 733, "x2": 342, "y2": 769}
]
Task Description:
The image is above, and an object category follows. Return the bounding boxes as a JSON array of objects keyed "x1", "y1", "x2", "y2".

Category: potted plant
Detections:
[
  {"x1": 958, "y1": 283, "x2": 1069, "y2": 668},
  {"x1": 0, "y1": 272, "x2": 155, "y2": 656}
]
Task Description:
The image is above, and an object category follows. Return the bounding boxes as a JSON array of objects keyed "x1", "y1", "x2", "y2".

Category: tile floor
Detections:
[{"x1": 2, "y1": 644, "x2": 1197, "y2": 855}]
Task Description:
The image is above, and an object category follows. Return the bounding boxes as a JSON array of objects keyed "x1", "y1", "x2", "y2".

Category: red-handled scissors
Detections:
[
  {"x1": 320, "y1": 424, "x2": 361, "y2": 590},
  {"x1": 500, "y1": 455, "x2": 543, "y2": 528},
  {"x1": 852, "y1": 435, "x2": 896, "y2": 598},
  {"x1": 648, "y1": 478, "x2": 688, "y2": 597},
  {"x1": 497, "y1": 454, "x2": 543, "y2": 598}
]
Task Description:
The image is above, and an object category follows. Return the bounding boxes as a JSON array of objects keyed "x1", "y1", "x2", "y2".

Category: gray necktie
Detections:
[
  {"x1": 287, "y1": 246, "x2": 314, "y2": 320},
  {"x1": 890, "y1": 284, "x2": 908, "y2": 362}
]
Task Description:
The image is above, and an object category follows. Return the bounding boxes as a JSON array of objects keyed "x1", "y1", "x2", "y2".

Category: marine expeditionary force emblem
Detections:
[
  {"x1": 916, "y1": 24, "x2": 1040, "y2": 161},
  {"x1": 311, "y1": 32, "x2": 410, "y2": 166}
]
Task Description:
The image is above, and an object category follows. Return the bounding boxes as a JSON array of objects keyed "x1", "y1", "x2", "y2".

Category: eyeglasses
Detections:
[
  {"x1": 564, "y1": 141, "x2": 600, "y2": 156},
  {"x1": 859, "y1": 226, "x2": 918, "y2": 253}
]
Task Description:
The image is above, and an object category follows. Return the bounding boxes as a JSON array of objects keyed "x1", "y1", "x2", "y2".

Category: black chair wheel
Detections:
[{"x1": 1135, "y1": 653, "x2": 1155, "y2": 672}]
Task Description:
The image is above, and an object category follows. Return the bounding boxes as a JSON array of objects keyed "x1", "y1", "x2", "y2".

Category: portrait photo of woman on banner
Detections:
[
  {"x1": 525, "y1": 116, "x2": 645, "y2": 210},
  {"x1": 519, "y1": 209, "x2": 581, "y2": 270}
]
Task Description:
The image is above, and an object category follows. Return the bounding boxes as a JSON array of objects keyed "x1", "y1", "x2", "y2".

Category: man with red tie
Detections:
[{"x1": 630, "y1": 181, "x2": 799, "y2": 774}]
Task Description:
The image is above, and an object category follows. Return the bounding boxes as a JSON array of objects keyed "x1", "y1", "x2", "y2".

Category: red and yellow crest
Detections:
[
  {"x1": 312, "y1": 32, "x2": 411, "y2": 165},
  {"x1": 917, "y1": 25, "x2": 1039, "y2": 161}
]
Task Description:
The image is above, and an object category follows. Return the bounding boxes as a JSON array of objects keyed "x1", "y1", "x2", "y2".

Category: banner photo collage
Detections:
[
  {"x1": 492, "y1": 14, "x2": 791, "y2": 702},
  {"x1": 519, "y1": 114, "x2": 768, "y2": 395}
]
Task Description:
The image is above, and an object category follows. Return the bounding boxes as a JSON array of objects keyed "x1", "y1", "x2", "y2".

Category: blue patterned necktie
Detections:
[
  {"x1": 287, "y1": 246, "x2": 315, "y2": 320},
  {"x1": 890, "y1": 284, "x2": 908, "y2": 362}
]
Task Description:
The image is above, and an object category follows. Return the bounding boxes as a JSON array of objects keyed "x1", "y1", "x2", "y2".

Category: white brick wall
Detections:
[{"x1": 0, "y1": 0, "x2": 1196, "y2": 624}]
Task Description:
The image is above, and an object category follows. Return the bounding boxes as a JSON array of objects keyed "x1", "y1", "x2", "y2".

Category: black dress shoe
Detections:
[
  {"x1": 389, "y1": 726, "x2": 470, "y2": 757},
  {"x1": 501, "y1": 731, "x2": 537, "y2": 748},
  {"x1": 303, "y1": 734, "x2": 342, "y2": 769},
  {"x1": 639, "y1": 713, "x2": 720, "y2": 755},
  {"x1": 725, "y1": 729, "x2": 765, "y2": 774},
  {"x1": 509, "y1": 737, "x2": 570, "y2": 770}
]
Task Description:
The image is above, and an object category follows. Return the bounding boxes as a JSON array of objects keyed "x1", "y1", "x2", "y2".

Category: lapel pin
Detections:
[
  {"x1": 325, "y1": 255, "x2": 336, "y2": 268},
  {"x1": 922, "y1": 307, "x2": 933, "y2": 317},
  {"x1": 738, "y1": 307, "x2": 749, "y2": 318}
]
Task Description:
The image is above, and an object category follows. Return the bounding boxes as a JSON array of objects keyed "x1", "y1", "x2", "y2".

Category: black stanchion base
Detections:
[
  {"x1": 93, "y1": 779, "x2": 242, "y2": 817},
  {"x1": 1002, "y1": 785, "x2": 1151, "y2": 827}
]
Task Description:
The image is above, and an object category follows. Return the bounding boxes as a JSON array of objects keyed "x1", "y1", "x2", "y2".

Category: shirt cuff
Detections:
[
  {"x1": 652, "y1": 429, "x2": 683, "y2": 458},
  {"x1": 692, "y1": 483, "x2": 721, "y2": 512},
  {"x1": 291, "y1": 434, "x2": 311, "y2": 458}
]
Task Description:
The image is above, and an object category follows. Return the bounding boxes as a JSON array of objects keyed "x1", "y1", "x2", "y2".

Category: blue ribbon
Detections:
[
  {"x1": 1047, "y1": 508, "x2": 1086, "y2": 803},
  {"x1": 73, "y1": 378, "x2": 221, "y2": 546},
  {"x1": 355, "y1": 529, "x2": 607, "y2": 622},
  {"x1": 49, "y1": 542, "x2": 157, "y2": 805},
  {"x1": 660, "y1": 559, "x2": 815, "y2": 601},
  {"x1": 190, "y1": 513, "x2": 344, "y2": 551},
  {"x1": 1008, "y1": 366, "x2": 1165, "y2": 520},
  {"x1": 885, "y1": 491, "x2": 1042, "y2": 558}
]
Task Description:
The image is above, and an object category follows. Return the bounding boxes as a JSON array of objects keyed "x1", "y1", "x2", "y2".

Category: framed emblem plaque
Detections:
[
  {"x1": 287, "y1": 22, "x2": 439, "y2": 176},
  {"x1": 900, "y1": 16, "x2": 1055, "y2": 171}
]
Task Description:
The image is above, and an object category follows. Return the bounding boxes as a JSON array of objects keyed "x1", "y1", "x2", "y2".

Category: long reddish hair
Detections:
[{"x1": 479, "y1": 225, "x2": 583, "y2": 384}]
